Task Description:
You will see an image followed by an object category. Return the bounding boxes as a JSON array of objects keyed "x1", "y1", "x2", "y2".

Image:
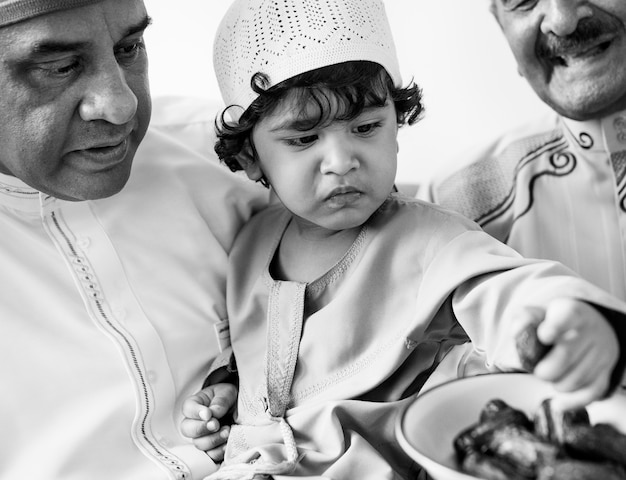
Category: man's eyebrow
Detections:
[
  {"x1": 124, "y1": 15, "x2": 153, "y2": 39},
  {"x1": 30, "y1": 15, "x2": 152, "y2": 55}
]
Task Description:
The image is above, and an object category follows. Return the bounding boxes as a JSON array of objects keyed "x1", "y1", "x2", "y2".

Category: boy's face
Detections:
[{"x1": 249, "y1": 90, "x2": 399, "y2": 232}]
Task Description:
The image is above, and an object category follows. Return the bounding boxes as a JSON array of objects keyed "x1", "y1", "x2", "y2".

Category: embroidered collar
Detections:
[
  {"x1": 0, "y1": 172, "x2": 43, "y2": 213},
  {"x1": 562, "y1": 109, "x2": 626, "y2": 155}
]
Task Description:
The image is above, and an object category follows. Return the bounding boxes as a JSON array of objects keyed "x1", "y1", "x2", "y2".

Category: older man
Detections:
[
  {"x1": 0, "y1": 1, "x2": 267, "y2": 478},
  {"x1": 426, "y1": 0, "x2": 626, "y2": 303}
]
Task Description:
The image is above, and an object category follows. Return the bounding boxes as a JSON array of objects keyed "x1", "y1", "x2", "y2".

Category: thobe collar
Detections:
[
  {"x1": 562, "y1": 109, "x2": 626, "y2": 155},
  {"x1": 0, "y1": 172, "x2": 48, "y2": 213}
]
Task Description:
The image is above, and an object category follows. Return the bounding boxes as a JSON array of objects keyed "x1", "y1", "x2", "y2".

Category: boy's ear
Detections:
[{"x1": 236, "y1": 139, "x2": 264, "y2": 181}]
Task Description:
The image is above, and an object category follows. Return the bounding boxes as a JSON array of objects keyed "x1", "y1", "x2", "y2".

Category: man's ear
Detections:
[{"x1": 237, "y1": 139, "x2": 264, "y2": 182}]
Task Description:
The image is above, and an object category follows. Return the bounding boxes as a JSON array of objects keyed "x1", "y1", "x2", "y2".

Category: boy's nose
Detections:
[{"x1": 320, "y1": 139, "x2": 359, "y2": 176}]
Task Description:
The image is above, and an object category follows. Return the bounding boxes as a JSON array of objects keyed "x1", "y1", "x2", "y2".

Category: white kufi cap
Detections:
[{"x1": 214, "y1": 0, "x2": 402, "y2": 121}]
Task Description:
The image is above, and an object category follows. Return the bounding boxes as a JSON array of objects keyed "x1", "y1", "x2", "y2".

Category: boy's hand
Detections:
[
  {"x1": 529, "y1": 299, "x2": 619, "y2": 411},
  {"x1": 181, "y1": 383, "x2": 238, "y2": 462}
]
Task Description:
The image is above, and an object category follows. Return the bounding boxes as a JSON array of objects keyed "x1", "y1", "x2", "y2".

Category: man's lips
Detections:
[
  {"x1": 66, "y1": 137, "x2": 131, "y2": 172},
  {"x1": 73, "y1": 132, "x2": 132, "y2": 151},
  {"x1": 545, "y1": 35, "x2": 615, "y2": 67}
]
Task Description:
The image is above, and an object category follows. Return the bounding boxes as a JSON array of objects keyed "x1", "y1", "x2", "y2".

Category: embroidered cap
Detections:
[
  {"x1": 0, "y1": 0, "x2": 104, "y2": 28},
  {"x1": 214, "y1": 0, "x2": 402, "y2": 121}
]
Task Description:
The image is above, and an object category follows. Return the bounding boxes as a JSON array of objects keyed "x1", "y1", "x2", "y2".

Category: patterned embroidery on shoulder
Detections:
[
  {"x1": 574, "y1": 131, "x2": 594, "y2": 149},
  {"x1": 610, "y1": 114, "x2": 626, "y2": 212},
  {"x1": 611, "y1": 150, "x2": 626, "y2": 213},
  {"x1": 436, "y1": 129, "x2": 575, "y2": 238},
  {"x1": 615, "y1": 115, "x2": 626, "y2": 143},
  {"x1": 620, "y1": 185, "x2": 626, "y2": 213},
  {"x1": 48, "y1": 210, "x2": 190, "y2": 480},
  {"x1": 507, "y1": 149, "x2": 577, "y2": 225}
]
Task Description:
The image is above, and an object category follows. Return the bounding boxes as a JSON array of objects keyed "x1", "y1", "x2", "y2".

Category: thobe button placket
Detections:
[
  {"x1": 77, "y1": 236, "x2": 91, "y2": 249},
  {"x1": 147, "y1": 370, "x2": 158, "y2": 383}
]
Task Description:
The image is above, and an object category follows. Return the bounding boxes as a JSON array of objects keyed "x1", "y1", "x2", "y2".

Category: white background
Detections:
[{"x1": 143, "y1": 0, "x2": 551, "y2": 185}]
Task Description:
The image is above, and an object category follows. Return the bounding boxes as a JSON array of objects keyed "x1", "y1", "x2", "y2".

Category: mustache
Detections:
[{"x1": 536, "y1": 16, "x2": 618, "y2": 59}]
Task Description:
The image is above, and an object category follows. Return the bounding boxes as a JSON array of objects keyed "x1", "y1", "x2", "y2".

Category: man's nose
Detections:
[
  {"x1": 78, "y1": 64, "x2": 138, "y2": 125},
  {"x1": 539, "y1": 0, "x2": 593, "y2": 37}
]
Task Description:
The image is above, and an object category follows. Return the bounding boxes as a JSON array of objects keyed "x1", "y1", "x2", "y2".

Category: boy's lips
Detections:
[
  {"x1": 325, "y1": 186, "x2": 362, "y2": 207},
  {"x1": 326, "y1": 186, "x2": 361, "y2": 199}
]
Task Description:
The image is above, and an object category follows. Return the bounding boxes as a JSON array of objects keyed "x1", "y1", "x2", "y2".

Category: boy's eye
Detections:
[
  {"x1": 355, "y1": 122, "x2": 381, "y2": 135},
  {"x1": 285, "y1": 134, "x2": 318, "y2": 147}
]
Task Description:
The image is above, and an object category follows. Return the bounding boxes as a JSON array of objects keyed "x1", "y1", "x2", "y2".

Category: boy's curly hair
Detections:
[{"x1": 215, "y1": 61, "x2": 424, "y2": 176}]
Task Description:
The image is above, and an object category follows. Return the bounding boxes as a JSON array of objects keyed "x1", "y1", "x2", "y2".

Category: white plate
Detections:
[{"x1": 395, "y1": 373, "x2": 626, "y2": 480}]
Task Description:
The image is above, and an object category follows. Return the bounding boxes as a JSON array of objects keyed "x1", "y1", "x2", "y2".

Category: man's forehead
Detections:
[
  {"x1": 0, "y1": 0, "x2": 105, "y2": 28},
  {"x1": 0, "y1": 2, "x2": 149, "y2": 66}
]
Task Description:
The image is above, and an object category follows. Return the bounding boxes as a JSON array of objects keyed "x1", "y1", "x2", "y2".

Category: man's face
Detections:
[
  {"x1": 493, "y1": 0, "x2": 626, "y2": 121},
  {"x1": 0, "y1": 0, "x2": 151, "y2": 201}
]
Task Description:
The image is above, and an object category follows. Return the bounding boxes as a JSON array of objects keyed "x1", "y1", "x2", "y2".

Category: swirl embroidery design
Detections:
[
  {"x1": 435, "y1": 130, "x2": 578, "y2": 243},
  {"x1": 575, "y1": 131, "x2": 594, "y2": 150},
  {"x1": 615, "y1": 115, "x2": 626, "y2": 144},
  {"x1": 507, "y1": 150, "x2": 578, "y2": 229}
]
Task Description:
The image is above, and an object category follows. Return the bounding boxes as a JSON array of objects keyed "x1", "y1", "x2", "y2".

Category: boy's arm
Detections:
[
  {"x1": 419, "y1": 227, "x2": 626, "y2": 409},
  {"x1": 592, "y1": 304, "x2": 626, "y2": 394},
  {"x1": 202, "y1": 346, "x2": 238, "y2": 388}
]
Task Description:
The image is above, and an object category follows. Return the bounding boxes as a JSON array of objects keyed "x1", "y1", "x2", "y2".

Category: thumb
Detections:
[{"x1": 208, "y1": 384, "x2": 238, "y2": 419}]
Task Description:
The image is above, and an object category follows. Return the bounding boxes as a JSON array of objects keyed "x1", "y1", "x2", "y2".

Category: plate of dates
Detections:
[{"x1": 396, "y1": 373, "x2": 626, "y2": 479}]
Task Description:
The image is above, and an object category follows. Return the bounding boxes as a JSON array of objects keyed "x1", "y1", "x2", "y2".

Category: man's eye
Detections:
[
  {"x1": 501, "y1": 0, "x2": 537, "y2": 11},
  {"x1": 54, "y1": 62, "x2": 79, "y2": 75},
  {"x1": 116, "y1": 40, "x2": 146, "y2": 61},
  {"x1": 35, "y1": 59, "x2": 81, "y2": 78}
]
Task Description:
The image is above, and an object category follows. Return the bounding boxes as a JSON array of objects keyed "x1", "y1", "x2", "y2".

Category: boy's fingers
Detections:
[
  {"x1": 180, "y1": 418, "x2": 211, "y2": 439},
  {"x1": 208, "y1": 397, "x2": 232, "y2": 418},
  {"x1": 534, "y1": 336, "x2": 591, "y2": 381},
  {"x1": 208, "y1": 384, "x2": 238, "y2": 419},
  {"x1": 537, "y1": 344, "x2": 597, "y2": 390},
  {"x1": 551, "y1": 374, "x2": 610, "y2": 411},
  {"x1": 206, "y1": 418, "x2": 220, "y2": 432},
  {"x1": 192, "y1": 426, "x2": 231, "y2": 453},
  {"x1": 182, "y1": 395, "x2": 211, "y2": 420},
  {"x1": 206, "y1": 444, "x2": 227, "y2": 463},
  {"x1": 537, "y1": 299, "x2": 590, "y2": 345}
]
